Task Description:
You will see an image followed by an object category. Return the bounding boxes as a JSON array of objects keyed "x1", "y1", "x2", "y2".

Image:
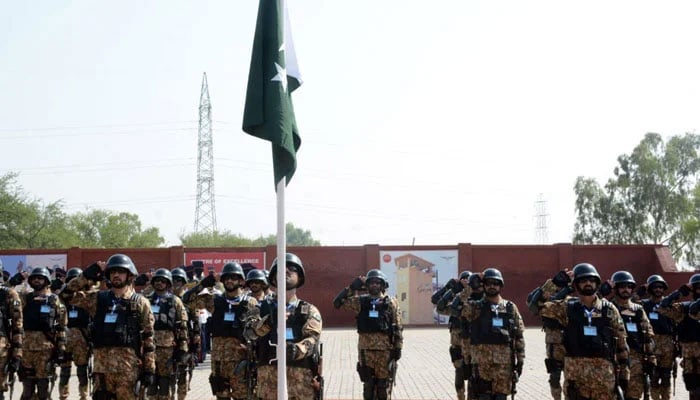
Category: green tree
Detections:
[
  {"x1": 574, "y1": 132, "x2": 700, "y2": 263},
  {"x1": 69, "y1": 210, "x2": 164, "y2": 248},
  {"x1": 179, "y1": 222, "x2": 320, "y2": 247}
]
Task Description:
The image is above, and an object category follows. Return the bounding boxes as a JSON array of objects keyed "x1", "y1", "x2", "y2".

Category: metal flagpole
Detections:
[{"x1": 276, "y1": 177, "x2": 288, "y2": 399}]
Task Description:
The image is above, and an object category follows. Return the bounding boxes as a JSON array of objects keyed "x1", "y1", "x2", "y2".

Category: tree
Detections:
[
  {"x1": 179, "y1": 222, "x2": 320, "y2": 247},
  {"x1": 574, "y1": 132, "x2": 700, "y2": 263},
  {"x1": 69, "y1": 210, "x2": 165, "y2": 248}
]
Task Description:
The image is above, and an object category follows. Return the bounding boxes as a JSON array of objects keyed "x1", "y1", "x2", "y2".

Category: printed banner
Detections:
[{"x1": 184, "y1": 252, "x2": 266, "y2": 273}]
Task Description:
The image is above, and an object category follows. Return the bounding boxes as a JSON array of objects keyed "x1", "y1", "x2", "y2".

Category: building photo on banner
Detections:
[
  {"x1": 0, "y1": 254, "x2": 67, "y2": 276},
  {"x1": 184, "y1": 251, "x2": 266, "y2": 273},
  {"x1": 380, "y1": 249, "x2": 458, "y2": 325}
]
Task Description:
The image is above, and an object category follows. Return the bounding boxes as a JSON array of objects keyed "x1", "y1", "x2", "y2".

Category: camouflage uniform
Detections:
[
  {"x1": 173, "y1": 280, "x2": 200, "y2": 400},
  {"x1": 642, "y1": 297, "x2": 676, "y2": 400},
  {"x1": 58, "y1": 300, "x2": 91, "y2": 400},
  {"x1": 67, "y1": 275, "x2": 156, "y2": 400},
  {"x1": 253, "y1": 293, "x2": 322, "y2": 400},
  {"x1": 540, "y1": 295, "x2": 629, "y2": 400},
  {"x1": 457, "y1": 286, "x2": 525, "y2": 399},
  {"x1": 146, "y1": 291, "x2": 189, "y2": 400},
  {"x1": 658, "y1": 296, "x2": 700, "y2": 400},
  {"x1": 19, "y1": 287, "x2": 67, "y2": 400},
  {"x1": 0, "y1": 285, "x2": 23, "y2": 400}
]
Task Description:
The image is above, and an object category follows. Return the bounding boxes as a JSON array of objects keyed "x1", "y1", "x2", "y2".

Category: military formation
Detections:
[{"x1": 2, "y1": 254, "x2": 700, "y2": 400}]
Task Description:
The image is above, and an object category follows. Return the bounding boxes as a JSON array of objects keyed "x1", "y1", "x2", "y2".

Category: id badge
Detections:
[
  {"x1": 69, "y1": 310, "x2": 78, "y2": 319},
  {"x1": 224, "y1": 312, "x2": 235, "y2": 322},
  {"x1": 151, "y1": 305, "x2": 160, "y2": 314},
  {"x1": 583, "y1": 325, "x2": 597, "y2": 336},
  {"x1": 285, "y1": 327, "x2": 294, "y2": 340},
  {"x1": 492, "y1": 317, "x2": 504, "y2": 327},
  {"x1": 626, "y1": 322, "x2": 638, "y2": 332},
  {"x1": 649, "y1": 312, "x2": 659, "y2": 320},
  {"x1": 104, "y1": 313, "x2": 117, "y2": 324},
  {"x1": 40, "y1": 304, "x2": 51, "y2": 314},
  {"x1": 369, "y1": 310, "x2": 379, "y2": 318}
]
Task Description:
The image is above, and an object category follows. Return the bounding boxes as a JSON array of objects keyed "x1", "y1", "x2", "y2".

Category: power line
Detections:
[{"x1": 194, "y1": 72, "x2": 217, "y2": 234}]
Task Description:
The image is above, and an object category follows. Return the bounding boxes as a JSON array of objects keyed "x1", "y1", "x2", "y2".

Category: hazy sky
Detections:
[{"x1": 2, "y1": 1, "x2": 700, "y2": 247}]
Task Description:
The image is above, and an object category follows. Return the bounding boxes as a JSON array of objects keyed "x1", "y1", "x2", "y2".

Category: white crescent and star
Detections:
[{"x1": 270, "y1": 42, "x2": 288, "y2": 92}]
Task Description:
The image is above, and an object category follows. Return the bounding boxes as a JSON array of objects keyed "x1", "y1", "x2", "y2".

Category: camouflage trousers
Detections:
[
  {"x1": 148, "y1": 346, "x2": 178, "y2": 400},
  {"x1": 0, "y1": 337, "x2": 11, "y2": 392},
  {"x1": 625, "y1": 351, "x2": 647, "y2": 400},
  {"x1": 59, "y1": 327, "x2": 90, "y2": 400},
  {"x1": 209, "y1": 337, "x2": 250, "y2": 399},
  {"x1": 563, "y1": 357, "x2": 616, "y2": 400},
  {"x1": 257, "y1": 365, "x2": 315, "y2": 400},
  {"x1": 92, "y1": 347, "x2": 141, "y2": 400},
  {"x1": 94, "y1": 371, "x2": 139, "y2": 400}
]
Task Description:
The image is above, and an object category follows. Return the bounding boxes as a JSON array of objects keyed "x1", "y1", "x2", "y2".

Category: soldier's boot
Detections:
[
  {"x1": 77, "y1": 384, "x2": 88, "y2": 400},
  {"x1": 35, "y1": 378, "x2": 49, "y2": 400},
  {"x1": 455, "y1": 365, "x2": 466, "y2": 400},
  {"x1": 376, "y1": 379, "x2": 389, "y2": 400},
  {"x1": 362, "y1": 379, "x2": 375, "y2": 400},
  {"x1": 457, "y1": 389, "x2": 466, "y2": 400},
  {"x1": 58, "y1": 384, "x2": 69, "y2": 400},
  {"x1": 550, "y1": 385, "x2": 562, "y2": 400}
]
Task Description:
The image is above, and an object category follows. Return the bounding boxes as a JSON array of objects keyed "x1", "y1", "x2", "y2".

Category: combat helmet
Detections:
[
  {"x1": 646, "y1": 274, "x2": 668, "y2": 290},
  {"x1": 221, "y1": 263, "x2": 245, "y2": 280},
  {"x1": 105, "y1": 254, "x2": 138, "y2": 277},
  {"x1": 171, "y1": 268, "x2": 188, "y2": 283},
  {"x1": 151, "y1": 268, "x2": 173, "y2": 286},
  {"x1": 459, "y1": 271, "x2": 472, "y2": 280},
  {"x1": 65, "y1": 268, "x2": 82, "y2": 283},
  {"x1": 482, "y1": 268, "x2": 504, "y2": 286},
  {"x1": 269, "y1": 253, "x2": 305, "y2": 288},
  {"x1": 366, "y1": 269, "x2": 389, "y2": 289},
  {"x1": 29, "y1": 267, "x2": 51, "y2": 283},
  {"x1": 572, "y1": 263, "x2": 601, "y2": 285},
  {"x1": 689, "y1": 273, "x2": 700, "y2": 287},
  {"x1": 611, "y1": 270, "x2": 636, "y2": 288},
  {"x1": 246, "y1": 269, "x2": 268, "y2": 286}
]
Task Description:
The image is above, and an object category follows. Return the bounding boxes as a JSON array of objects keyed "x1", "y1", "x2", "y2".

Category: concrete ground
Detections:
[{"x1": 59, "y1": 327, "x2": 689, "y2": 400}]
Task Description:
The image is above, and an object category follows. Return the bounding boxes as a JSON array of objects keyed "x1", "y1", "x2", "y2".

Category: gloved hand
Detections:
[
  {"x1": 140, "y1": 371, "x2": 156, "y2": 386},
  {"x1": 661, "y1": 289, "x2": 684, "y2": 307},
  {"x1": 134, "y1": 273, "x2": 149, "y2": 286},
  {"x1": 515, "y1": 360, "x2": 524, "y2": 377},
  {"x1": 636, "y1": 285, "x2": 647, "y2": 298},
  {"x1": 82, "y1": 262, "x2": 104, "y2": 282},
  {"x1": 689, "y1": 298, "x2": 700, "y2": 315},
  {"x1": 8, "y1": 273, "x2": 25, "y2": 287},
  {"x1": 598, "y1": 281, "x2": 613, "y2": 297},
  {"x1": 286, "y1": 343, "x2": 299, "y2": 360},
  {"x1": 6, "y1": 357, "x2": 20, "y2": 374},
  {"x1": 468, "y1": 274, "x2": 482, "y2": 290},
  {"x1": 448, "y1": 279, "x2": 464, "y2": 294},
  {"x1": 173, "y1": 348, "x2": 189, "y2": 365},
  {"x1": 552, "y1": 270, "x2": 571, "y2": 288},
  {"x1": 679, "y1": 284, "x2": 692, "y2": 297},
  {"x1": 50, "y1": 279, "x2": 64, "y2": 292},
  {"x1": 391, "y1": 348, "x2": 402, "y2": 361},
  {"x1": 349, "y1": 277, "x2": 364, "y2": 291},
  {"x1": 201, "y1": 274, "x2": 216, "y2": 288}
]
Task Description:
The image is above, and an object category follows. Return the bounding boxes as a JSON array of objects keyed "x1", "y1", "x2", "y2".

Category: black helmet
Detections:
[
  {"x1": 151, "y1": 268, "x2": 173, "y2": 286},
  {"x1": 482, "y1": 268, "x2": 504, "y2": 286},
  {"x1": 171, "y1": 268, "x2": 188, "y2": 283},
  {"x1": 29, "y1": 267, "x2": 51, "y2": 282},
  {"x1": 246, "y1": 269, "x2": 268, "y2": 286},
  {"x1": 105, "y1": 254, "x2": 138, "y2": 277},
  {"x1": 572, "y1": 263, "x2": 601, "y2": 285},
  {"x1": 366, "y1": 269, "x2": 389, "y2": 289},
  {"x1": 611, "y1": 270, "x2": 636, "y2": 288},
  {"x1": 66, "y1": 268, "x2": 82, "y2": 283},
  {"x1": 270, "y1": 253, "x2": 305, "y2": 288},
  {"x1": 689, "y1": 273, "x2": 700, "y2": 287},
  {"x1": 221, "y1": 263, "x2": 245, "y2": 280},
  {"x1": 646, "y1": 274, "x2": 668, "y2": 290},
  {"x1": 459, "y1": 271, "x2": 471, "y2": 280}
]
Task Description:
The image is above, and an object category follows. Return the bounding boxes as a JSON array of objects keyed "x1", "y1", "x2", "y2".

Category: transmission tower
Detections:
[
  {"x1": 194, "y1": 72, "x2": 217, "y2": 233},
  {"x1": 534, "y1": 193, "x2": 549, "y2": 244}
]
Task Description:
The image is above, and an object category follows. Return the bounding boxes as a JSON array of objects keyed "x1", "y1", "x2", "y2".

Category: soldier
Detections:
[
  {"x1": 185, "y1": 262, "x2": 258, "y2": 400},
  {"x1": 57, "y1": 268, "x2": 91, "y2": 400},
  {"x1": 246, "y1": 269, "x2": 269, "y2": 302},
  {"x1": 432, "y1": 271, "x2": 472, "y2": 400},
  {"x1": 145, "y1": 268, "x2": 189, "y2": 400},
  {"x1": 171, "y1": 267, "x2": 200, "y2": 399},
  {"x1": 251, "y1": 253, "x2": 323, "y2": 400},
  {"x1": 453, "y1": 268, "x2": 524, "y2": 400},
  {"x1": 657, "y1": 273, "x2": 700, "y2": 400},
  {"x1": 526, "y1": 269, "x2": 573, "y2": 400},
  {"x1": 535, "y1": 263, "x2": 630, "y2": 400},
  {"x1": 640, "y1": 275, "x2": 676, "y2": 400},
  {"x1": 0, "y1": 263, "x2": 23, "y2": 400},
  {"x1": 63, "y1": 254, "x2": 156, "y2": 400},
  {"x1": 334, "y1": 269, "x2": 402, "y2": 400},
  {"x1": 12, "y1": 266, "x2": 67, "y2": 400},
  {"x1": 610, "y1": 271, "x2": 656, "y2": 400}
]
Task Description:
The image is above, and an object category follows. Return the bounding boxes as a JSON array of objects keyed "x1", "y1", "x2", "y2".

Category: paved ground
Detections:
[{"x1": 60, "y1": 327, "x2": 690, "y2": 400}]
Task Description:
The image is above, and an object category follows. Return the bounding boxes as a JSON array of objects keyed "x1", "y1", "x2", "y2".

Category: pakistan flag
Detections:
[{"x1": 242, "y1": 0, "x2": 302, "y2": 189}]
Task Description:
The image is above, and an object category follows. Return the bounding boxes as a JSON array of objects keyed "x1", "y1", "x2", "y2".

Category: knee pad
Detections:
[
  {"x1": 455, "y1": 367, "x2": 466, "y2": 390},
  {"x1": 685, "y1": 374, "x2": 700, "y2": 391},
  {"x1": 35, "y1": 378, "x2": 49, "y2": 400},
  {"x1": 472, "y1": 377, "x2": 492, "y2": 395},
  {"x1": 59, "y1": 366, "x2": 71, "y2": 386},
  {"x1": 158, "y1": 376, "x2": 170, "y2": 396},
  {"x1": 376, "y1": 379, "x2": 389, "y2": 400},
  {"x1": 76, "y1": 365, "x2": 88, "y2": 386},
  {"x1": 363, "y1": 378, "x2": 376, "y2": 399},
  {"x1": 493, "y1": 395, "x2": 507, "y2": 400},
  {"x1": 450, "y1": 346, "x2": 463, "y2": 362},
  {"x1": 356, "y1": 362, "x2": 374, "y2": 383}
]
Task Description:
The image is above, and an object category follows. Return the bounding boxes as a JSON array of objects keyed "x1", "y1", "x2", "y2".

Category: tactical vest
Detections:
[
  {"x1": 563, "y1": 298, "x2": 614, "y2": 358},
  {"x1": 256, "y1": 299, "x2": 312, "y2": 369},
  {"x1": 23, "y1": 292, "x2": 59, "y2": 333},
  {"x1": 642, "y1": 299, "x2": 675, "y2": 336},
  {"x1": 0, "y1": 288, "x2": 8, "y2": 338},
  {"x1": 91, "y1": 291, "x2": 142, "y2": 350},
  {"x1": 210, "y1": 294, "x2": 248, "y2": 338},
  {"x1": 614, "y1": 301, "x2": 646, "y2": 353},
  {"x1": 66, "y1": 305, "x2": 90, "y2": 329},
  {"x1": 677, "y1": 301, "x2": 700, "y2": 343},
  {"x1": 356, "y1": 295, "x2": 392, "y2": 334},
  {"x1": 149, "y1": 293, "x2": 178, "y2": 332},
  {"x1": 459, "y1": 293, "x2": 482, "y2": 339},
  {"x1": 469, "y1": 300, "x2": 514, "y2": 345}
]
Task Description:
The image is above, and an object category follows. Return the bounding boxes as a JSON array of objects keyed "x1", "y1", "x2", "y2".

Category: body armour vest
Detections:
[
  {"x1": 210, "y1": 294, "x2": 248, "y2": 338},
  {"x1": 23, "y1": 292, "x2": 59, "y2": 333},
  {"x1": 614, "y1": 301, "x2": 645, "y2": 353},
  {"x1": 256, "y1": 299, "x2": 312, "y2": 369},
  {"x1": 149, "y1": 293, "x2": 178, "y2": 332},
  {"x1": 356, "y1": 295, "x2": 393, "y2": 334},
  {"x1": 642, "y1": 299, "x2": 675, "y2": 336},
  {"x1": 91, "y1": 291, "x2": 142, "y2": 350},
  {"x1": 469, "y1": 300, "x2": 514, "y2": 345},
  {"x1": 563, "y1": 298, "x2": 614, "y2": 358},
  {"x1": 66, "y1": 305, "x2": 90, "y2": 329},
  {"x1": 677, "y1": 301, "x2": 700, "y2": 343},
  {"x1": 0, "y1": 288, "x2": 8, "y2": 338}
]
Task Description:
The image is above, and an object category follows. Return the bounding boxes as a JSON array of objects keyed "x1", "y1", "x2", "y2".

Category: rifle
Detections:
[
  {"x1": 169, "y1": 358, "x2": 178, "y2": 400},
  {"x1": 387, "y1": 358, "x2": 397, "y2": 400},
  {"x1": 611, "y1": 336, "x2": 625, "y2": 400},
  {"x1": 47, "y1": 358, "x2": 57, "y2": 397},
  {"x1": 311, "y1": 342, "x2": 323, "y2": 400},
  {"x1": 243, "y1": 340, "x2": 258, "y2": 400},
  {"x1": 508, "y1": 322, "x2": 518, "y2": 400},
  {"x1": 4, "y1": 363, "x2": 15, "y2": 400},
  {"x1": 641, "y1": 329, "x2": 651, "y2": 400}
]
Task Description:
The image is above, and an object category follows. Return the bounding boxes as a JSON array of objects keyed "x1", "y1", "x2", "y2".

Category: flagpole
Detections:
[{"x1": 276, "y1": 177, "x2": 288, "y2": 400}]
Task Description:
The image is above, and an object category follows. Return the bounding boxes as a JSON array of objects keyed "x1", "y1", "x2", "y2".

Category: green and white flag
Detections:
[{"x1": 243, "y1": 0, "x2": 302, "y2": 189}]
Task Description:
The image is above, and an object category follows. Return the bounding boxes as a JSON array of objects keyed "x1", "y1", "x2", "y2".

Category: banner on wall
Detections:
[
  {"x1": 184, "y1": 252, "x2": 266, "y2": 273},
  {"x1": 379, "y1": 249, "x2": 458, "y2": 325},
  {"x1": 0, "y1": 254, "x2": 67, "y2": 276}
]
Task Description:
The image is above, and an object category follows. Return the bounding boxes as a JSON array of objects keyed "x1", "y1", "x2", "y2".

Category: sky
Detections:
[{"x1": 2, "y1": 1, "x2": 700, "y2": 248}]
